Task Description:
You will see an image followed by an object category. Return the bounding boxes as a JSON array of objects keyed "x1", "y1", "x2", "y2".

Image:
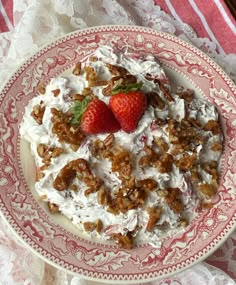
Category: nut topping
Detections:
[{"x1": 21, "y1": 48, "x2": 223, "y2": 249}]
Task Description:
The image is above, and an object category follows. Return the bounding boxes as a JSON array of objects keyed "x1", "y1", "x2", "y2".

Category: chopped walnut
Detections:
[
  {"x1": 82, "y1": 87, "x2": 93, "y2": 97},
  {"x1": 107, "y1": 203, "x2": 120, "y2": 216},
  {"x1": 37, "y1": 143, "x2": 64, "y2": 166},
  {"x1": 116, "y1": 196, "x2": 134, "y2": 213},
  {"x1": 37, "y1": 83, "x2": 46, "y2": 94},
  {"x1": 51, "y1": 108, "x2": 86, "y2": 146},
  {"x1": 139, "y1": 155, "x2": 152, "y2": 167},
  {"x1": 83, "y1": 221, "x2": 96, "y2": 232},
  {"x1": 165, "y1": 188, "x2": 184, "y2": 214},
  {"x1": 106, "y1": 63, "x2": 128, "y2": 76},
  {"x1": 71, "y1": 184, "x2": 78, "y2": 192},
  {"x1": 143, "y1": 145, "x2": 154, "y2": 156},
  {"x1": 175, "y1": 153, "x2": 197, "y2": 171},
  {"x1": 170, "y1": 144, "x2": 187, "y2": 155},
  {"x1": 111, "y1": 233, "x2": 134, "y2": 249},
  {"x1": 110, "y1": 146, "x2": 133, "y2": 181},
  {"x1": 102, "y1": 74, "x2": 137, "y2": 96},
  {"x1": 84, "y1": 66, "x2": 108, "y2": 87},
  {"x1": 200, "y1": 201, "x2": 213, "y2": 209},
  {"x1": 191, "y1": 168, "x2": 201, "y2": 183},
  {"x1": 89, "y1": 56, "x2": 98, "y2": 62},
  {"x1": 91, "y1": 139, "x2": 106, "y2": 158},
  {"x1": 123, "y1": 176, "x2": 135, "y2": 189},
  {"x1": 152, "y1": 118, "x2": 167, "y2": 128},
  {"x1": 50, "y1": 147, "x2": 64, "y2": 158},
  {"x1": 112, "y1": 75, "x2": 137, "y2": 88},
  {"x1": 84, "y1": 187, "x2": 96, "y2": 196},
  {"x1": 119, "y1": 164, "x2": 132, "y2": 180},
  {"x1": 146, "y1": 207, "x2": 162, "y2": 232},
  {"x1": 137, "y1": 178, "x2": 158, "y2": 191},
  {"x1": 48, "y1": 202, "x2": 60, "y2": 213},
  {"x1": 157, "y1": 189, "x2": 168, "y2": 197},
  {"x1": 202, "y1": 161, "x2": 219, "y2": 181},
  {"x1": 35, "y1": 168, "x2": 45, "y2": 181},
  {"x1": 72, "y1": 62, "x2": 82, "y2": 76},
  {"x1": 203, "y1": 120, "x2": 220, "y2": 135},
  {"x1": 52, "y1": 89, "x2": 60, "y2": 97},
  {"x1": 153, "y1": 137, "x2": 169, "y2": 153},
  {"x1": 37, "y1": 143, "x2": 48, "y2": 158},
  {"x1": 73, "y1": 94, "x2": 86, "y2": 101},
  {"x1": 103, "y1": 133, "x2": 115, "y2": 148},
  {"x1": 90, "y1": 135, "x2": 114, "y2": 159},
  {"x1": 186, "y1": 118, "x2": 202, "y2": 128},
  {"x1": 198, "y1": 183, "x2": 217, "y2": 199},
  {"x1": 97, "y1": 187, "x2": 111, "y2": 206},
  {"x1": 84, "y1": 66, "x2": 97, "y2": 84},
  {"x1": 102, "y1": 84, "x2": 113, "y2": 97},
  {"x1": 96, "y1": 219, "x2": 103, "y2": 233},
  {"x1": 83, "y1": 177, "x2": 103, "y2": 197},
  {"x1": 53, "y1": 164, "x2": 77, "y2": 191},
  {"x1": 31, "y1": 102, "x2": 45, "y2": 124},
  {"x1": 168, "y1": 119, "x2": 198, "y2": 145},
  {"x1": 139, "y1": 144, "x2": 160, "y2": 168},
  {"x1": 155, "y1": 79, "x2": 174, "y2": 102},
  {"x1": 111, "y1": 186, "x2": 147, "y2": 214},
  {"x1": 211, "y1": 142, "x2": 223, "y2": 152},
  {"x1": 70, "y1": 144, "x2": 80, "y2": 152},
  {"x1": 146, "y1": 91, "x2": 165, "y2": 110},
  {"x1": 53, "y1": 158, "x2": 93, "y2": 191},
  {"x1": 167, "y1": 119, "x2": 204, "y2": 159},
  {"x1": 154, "y1": 153, "x2": 174, "y2": 173},
  {"x1": 83, "y1": 219, "x2": 103, "y2": 233},
  {"x1": 84, "y1": 176, "x2": 103, "y2": 190},
  {"x1": 179, "y1": 217, "x2": 189, "y2": 227},
  {"x1": 89, "y1": 79, "x2": 109, "y2": 87}
]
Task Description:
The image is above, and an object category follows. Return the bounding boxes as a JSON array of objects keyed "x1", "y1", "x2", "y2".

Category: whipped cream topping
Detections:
[{"x1": 20, "y1": 46, "x2": 223, "y2": 247}]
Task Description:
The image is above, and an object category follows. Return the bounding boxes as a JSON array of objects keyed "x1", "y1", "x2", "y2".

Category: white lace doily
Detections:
[
  {"x1": 0, "y1": 0, "x2": 235, "y2": 284},
  {"x1": 1, "y1": 215, "x2": 235, "y2": 285}
]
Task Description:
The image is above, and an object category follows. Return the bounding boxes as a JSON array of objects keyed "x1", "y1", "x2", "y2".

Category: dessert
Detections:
[{"x1": 20, "y1": 46, "x2": 223, "y2": 248}]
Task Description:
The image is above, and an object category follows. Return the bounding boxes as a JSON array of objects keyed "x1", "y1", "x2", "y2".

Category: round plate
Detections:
[{"x1": 0, "y1": 25, "x2": 236, "y2": 283}]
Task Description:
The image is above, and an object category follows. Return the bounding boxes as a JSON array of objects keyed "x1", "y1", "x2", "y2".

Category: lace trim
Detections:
[{"x1": 0, "y1": 0, "x2": 235, "y2": 284}]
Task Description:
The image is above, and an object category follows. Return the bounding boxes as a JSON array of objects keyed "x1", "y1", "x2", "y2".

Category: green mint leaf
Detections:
[
  {"x1": 70, "y1": 97, "x2": 90, "y2": 125},
  {"x1": 112, "y1": 81, "x2": 143, "y2": 95}
]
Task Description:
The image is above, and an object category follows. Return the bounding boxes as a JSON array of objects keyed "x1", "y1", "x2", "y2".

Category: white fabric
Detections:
[
  {"x1": 1, "y1": 216, "x2": 235, "y2": 284},
  {"x1": 0, "y1": 0, "x2": 236, "y2": 86},
  {"x1": 0, "y1": 0, "x2": 236, "y2": 284}
]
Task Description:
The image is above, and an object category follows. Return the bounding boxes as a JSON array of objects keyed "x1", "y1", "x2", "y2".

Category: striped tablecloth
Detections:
[
  {"x1": 0, "y1": 0, "x2": 13, "y2": 32},
  {"x1": 154, "y1": 0, "x2": 236, "y2": 54}
]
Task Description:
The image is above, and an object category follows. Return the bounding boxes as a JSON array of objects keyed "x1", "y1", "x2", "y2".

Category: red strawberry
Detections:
[
  {"x1": 80, "y1": 99, "x2": 121, "y2": 134},
  {"x1": 109, "y1": 91, "x2": 147, "y2": 133}
]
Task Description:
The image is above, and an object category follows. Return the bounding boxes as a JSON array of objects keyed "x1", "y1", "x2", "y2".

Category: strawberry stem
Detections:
[
  {"x1": 70, "y1": 97, "x2": 91, "y2": 125},
  {"x1": 112, "y1": 81, "x2": 143, "y2": 95}
]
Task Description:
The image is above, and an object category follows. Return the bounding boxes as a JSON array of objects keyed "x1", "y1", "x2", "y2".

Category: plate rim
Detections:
[
  {"x1": 0, "y1": 24, "x2": 236, "y2": 283},
  {"x1": 1, "y1": 24, "x2": 235, "y2": 95}
]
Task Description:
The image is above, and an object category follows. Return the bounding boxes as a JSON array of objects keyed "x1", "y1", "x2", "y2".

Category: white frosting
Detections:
[{"x1": 20, "y1": 46, "x2": 223, "y2": 247}]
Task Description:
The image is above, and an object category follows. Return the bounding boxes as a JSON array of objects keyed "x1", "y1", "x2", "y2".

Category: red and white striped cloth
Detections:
[
  {"x1": 155, "y1": 0, "x2": 236, "y2": 54},
  {"x1": 0, "y1": 0, "x2": 13, "y2": 33},
  {"x1": 1, "y1": 0, "x2": 236, "y2": 55}
]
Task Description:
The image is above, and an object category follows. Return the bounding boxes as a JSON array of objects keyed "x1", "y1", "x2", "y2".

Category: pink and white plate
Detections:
[{"x1": 0, "y1": 25, "x2": 236, "y2": 283}]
